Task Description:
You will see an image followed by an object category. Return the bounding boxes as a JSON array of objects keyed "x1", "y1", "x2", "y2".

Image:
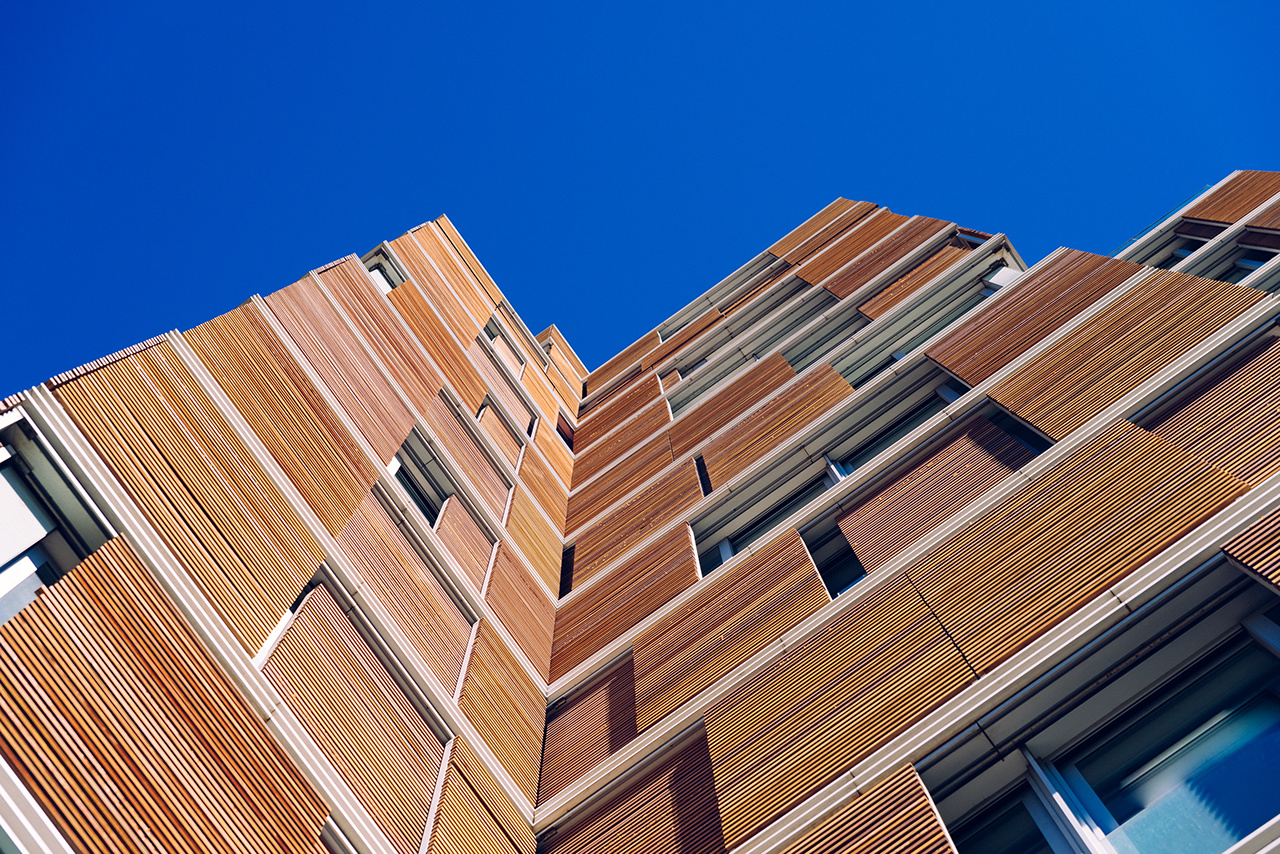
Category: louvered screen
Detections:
[
  {"x1": 572, "y1": 404, "x2": 672, "y2": 488},
  {"x1": 823, "y1": 217, "x2": 950, "y2": 300},
  {"x1": 770, "y1": 198, "x2": 878, "y2": 264},
  {"x1": 535, "y1": 419, "x2": 575, "y2": 487},
  {"x1": 580, "y1": 364, "x2": 645, "y2": 419},
  {"x1": 492, "y1": 333, "x2": 523, "y2": 376},
  {"x1": 517, "y1": 447, "x2": 568, "y2": 532},
  {"x1": 539, "y1": 657, "x2": 638, "y2": 804},
  {"x1": 469, "y1": 338, "x2": 534, "y2": 431},
  {"x1": 1223, "y1": 508, "x2": 1280, "y2": 587},
  {"x1": 505, "y1": 486, "x2": 562, "y2": 592},
  {"x1": 1183, "y1": 170, "x2": 1280, "y2": 224},
  {"x1": 576, "y1": 375, "x2": 665, "y2": 451},
  {"x1": 389, "y1": 233, "x2": 481, "y2": 345},
  {"x1": 428, "y1": 737, "x2": 536, "y2": 854},
  {"x1": 422, "y1": 394, "x2": 509, "y2": 521},
  {"x1": 641, "y1": 308, "x2": 723, "y2": 372},
  {"x1": 586, "y1": 333, "x2": 660, "y2": 393},
  {"x1": 433, "y1": 216, "x2": 506, "y2": 313},
  {"x1": 388, "y1": 280, "x2": 490, "y2": 413},
  {"x1": 792, "y1": 210, "x2": 909, "y2": 288},
  {"x1": 666, "y1": 352, "x2": 797, "y2": 459},
  {"x1": 858, "y1": 244, "x2": 971, "y2": 320},
  {"x1": 413, "y1": 224, "x2": 496, "y2": 334},
  {"x1": 523, "y1": 367, "x2": 563, "y2": 422},
  {"x1": 436, "y1": 496, "x2": 493, "y2": 592},
  {"x1": 479, "y1": 403, "x2": 522, "y2": 467},
  {"x1": 1248, "y1": 196, "x2": 1280, "y2": 231},
  {"x1": 566, "y1": 431, "x2": 675, "y2": 535},
  {"x1": 486, "y1": 543, "x2": 555, "y2": 680}
]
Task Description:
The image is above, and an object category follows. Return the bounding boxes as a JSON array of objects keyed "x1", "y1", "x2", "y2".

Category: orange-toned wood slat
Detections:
[
  {"x1": 185, "y1": 303, "x2": 378, "y2": 537},
  {"x1": 538, "y1": 728, "x2": 727, "y2": 854},
  {"x1": 551, "y1": 526, "x2": 699, "y2": 681},
  {"x1": 570, "y1": 462, "x2": 703, "y2": 585},
  {"x1": 579, "y1": 364, "x2": 646, "y2": 420},
  {"x1": 719, "y1": 263, "x2": 793, "y2": 318},
  {"x1": 315, "y1": 257, "x2": 443, "y2": 418},
  {"x1": 505, "y1": 486, "x2": 562, "y2": 593},
  {"x1": 422, "y1": 394, "x2": 510, "y2": 521},
  {"x1": 770, "y1": 198, "x2": 879, "y2": 264},
  {"x1": 632, "y1": 529, "x2": 829, "y2": 731},
  {"x1": 264, "y1": 587, "x2": 443, "y2": 854},
  {"x1": 927, "y1": 250, "x2": 1143, "y2": 385},
  {"x1": 413, "y1": 224, "x2": 497, "y2": 334},
  {"x1": 701, "y1": 365, "x2": 855, "y2": 490},
  {"x1": 565, "y1": 431, "x2": 675, "y2": 535},
  {"x1": 388, "y1": 280, "x2": 490, "y2": 414},
  {"x1": 572, "y1": 403, "x2": 672, "y2": 489},
  {"x1": 667, "y1": 352, "x2": 798, "y2": 460},
  {"x1": 469, "y1": 338, "x2": 534, "y2": 430},
  {"x1": 1223, "y1": 508, "x2": 1280, "y2": 587},
  {"x1": 539, "y1": 657, "x2": 638, "y2": 804},
  {"x1": 486, "y1": 544, "x2": 555, "y2": 680},
  {"x1": 428, "y1": 737, "x2": 536, "y2": 854},
  {"x1": 1149, "y1": 335, "x2": 1280, "y2": 484},
  {"x1": 640, "y1": 308, "x2": 723, "y2": 373},
  {"x1": 989, "y1": 271, "x2": 1267, "y2": 440},
  {"x1": 1247, "y1": 195, "x2": 1280, "y2": 231},
  {"x1": 534, "y1": 417, "x2": 575, "y2": 487},
  {"x1": 523, "y1": 366, "x2": 564, "y2": 422},
  {"x1": 792, "y1": 210, "x2": 909, "y2": 288},
  {"x1": 390, "y1": 233, "x2": 482, "y2": 345},
  {"x1": 0, "y1": 537, "x2": 328, "y2": 854},
  {"x1": 775, "y1": 765, "x2": 956, "y2": 854},
  {"x1": 586, "y1": 333, "x2": 661, "y2": 395},
  {"x1": 823, "y1": 217, "x2": 950, "y2": 300},
  {"x1": 1184, "y1": 170, "x2": 1280, "y2": 224},
  {"x1": 53, "y1": 341, "x2": 323, "y2": 652},
  {"x1": 909, "y1": 420, "x2": 1251, "y2": 675},
  {"x1": 479, "y1": 403, "x2": 522, "y2": 468},
  {"x1": 492, "y1": 333, "x2": 524, "y2": 376},
  {"x1": 837, "y1": 416, "x2": 1035, "y2": 574},
  {"x1": 703, "y1": 574, "x2": 974, "y2": 849},
  {"x1": 337, "y1": 493, "x2": 471, "y2": 689},
  {"x1": 858, "y1": 244, "x2": 971, "y2": 320},
  {"x1": 546, "y1": 335, "x2": 586, "y2": 382},
  {"x1": 266, "y1": 275, "x2": 414, "y2": 464},
  {"x1": 576, "y1": 375, "x2": 666, "y2": 451},
  {"x1": 433, "y1": 215, "x2": 505, "y2": 311},
  {"x1": 436, "y1": 496, "x2": 493, "y2": 592},
  {"x1": 518, "y1": 446, "x2": 568, "y2": 532},
  {"x1": 458, "y1": 620, "x2": 544, "y2": 802}
]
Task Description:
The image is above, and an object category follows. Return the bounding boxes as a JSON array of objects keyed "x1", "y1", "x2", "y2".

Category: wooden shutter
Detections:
[
  {"x1": 1183, "y1": 170, "x2": 1280, "y2": 224},
  {"x1": 566, "y1": 431, "x2": 675, "y2": 535},
  {"x1": 576, "y1": 376, "x2": 665, "y2": 451},
  {"x1": 823, "y1": 217, "x2": 950, "y2": 300},
  {"x1": 667, "y1": 352, "x2": 798, "y2": 459},
  {"x1": 468, "y1": 338, "x2": 534, "y2": 431},
  {"x1": 388, "y1": 280, "x2": 490, "y2": 413},
  {"x1": 506, "y1": 486, "x2": 562, "y2": 592},
  {"x1": 432, "y1": 216, "x2": 505, "y2": 313},
  {"x1": 486, "y1": 543, "x2": 555, "y2": 680},
  {"x1": 1247, "y1": 196, "x2": 1280, "y2": 231},
  {"x1": 428, "y1": 737, "x2": 536, "y2": 854},
  {"x1": 518, "y1": 447, "x2": 568, "y2": 532},
  {"x1": 641, "y1": 309, "x2": 723, "y2": 373},
  {"x1": 539, "y1": 657, "x2": 638, "y2": 804},
  {"x1": 858, "y1": 244, "x2": 971, "y2": 320},
  {"x1": 390, "y1": 233, "x2": 482, "y2": 345},
  {"x1": 436, "y1": 496, "x2": 493, "y2": 592},
  {"x1": 422, "y1": 394, "x2": 509, "y2": 521},
  {"x1": 586, "y1": 333, "x2": 660, "y2": 394},
  {"x1": 535, "y1": 419, "x2": 575, "y2": 488},
  {"x1": 572, "y1": 404, "x2": 672, "y2": 488},
  {"x1": 1224, "y1": 508, "x2": 1280, "y2": 588},
  {"x1": 479, "y1": 404, "x2": 522, "y2": 467},
  {"x1": 792, "y1": 210, "x2": 909, "y2": 288},
  {"x1": 412, "y1": 224, "x2": 496, "y2": 335},
  {"x1": 769, "y1": 198, "x2": 878, "y2": 264}
]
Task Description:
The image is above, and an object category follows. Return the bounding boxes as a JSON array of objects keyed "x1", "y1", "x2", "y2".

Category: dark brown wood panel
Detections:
[
  {"x1": 1184, "y1": 170, "x2": 1280, "y2": 224},
  {"x1": 539, "y1": 657, "x2": 638, "y2": 804},
  {"x1": 824, "y1": 217, "x2": 950, "y2": 300},
  {"x1": 858, "y1": 244, "x2": 971, "y2": 320},
  {"x1": 770, "y1": 198, "x2": 878, "y2": 264},
  {"x1": 792, "y1": 210, "x2": 909, "y2": 288}
]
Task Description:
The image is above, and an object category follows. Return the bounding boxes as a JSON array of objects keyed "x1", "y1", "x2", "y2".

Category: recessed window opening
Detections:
[
  {"x1": 1152, "y1": 237, "x2": 1207, "y2": 270},
  {"x1": 1209, "y1": 247, "x2": 1276, "y2": 285},
  {"x1": 988, "y1": 410, "x2": 1054, "y2": 455},
  {"x1": 694, "y1": 455, "x2": 713, "y2": 496},
  {"x1": 558, "y1": 546, "x2": 575, "y2": 598},
  {"x1": 832, "y1": 379, "x2": 969, "y2": 476},
  {"x1": 361, "y1": 249, "x2": 407, "y2": 294},
  {"x1": 555, "y1": 413, "x2": 575, "y2": 451},
  {"x1": 800, "y1": 520, "x2": 866, "y2": 598},
  {"x1": 697, "y1": 472, "x2": 836, "y2": 575},
  {"x1": 389, "y1": 435, "x2": 456, "y2": 528},
  {"x1": 668, "y1": 353, "x2": 751, "y2": 417}
]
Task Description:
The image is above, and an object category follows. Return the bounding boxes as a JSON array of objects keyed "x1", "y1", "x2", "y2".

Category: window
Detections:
[
  {"x1": 832, "y1": 379, "x2": 969, "y2": 476},
  {"x1": 556, "y1": 413, "x2": 575, "y2": 451},
  {"x1": 362, "y1": 248, "x2": 407, "y2": 293},
  {"x1": 1209, "y1": 248, "x2": 1276, "y2": 285},
  {"x1": 953, "y1": 784, "x2": 1072, "y2": 854},
  {"x1": 697, "y1": 473, "x2": 835, "y2": 574},
  {"x1": 1152, "y1": 237, "x2": 1208, "y2": 270},
  {"x1": 388, "y1": 434, "x2": 456, "y2": 528}
]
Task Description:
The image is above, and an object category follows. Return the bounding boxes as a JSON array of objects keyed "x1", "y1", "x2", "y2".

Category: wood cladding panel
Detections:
[
  {"x1": 775, "y1": 765, "x2": 956, "y2": 854},
  {"x1": 185, "y1": 303, "x2": 378, "y2": 537},
  {"x1": 470, "y1": 338, "x2": 534, "y2": 431},
  {"x1": 429, "y1": 737, "x2": 536, "y2": 854},
  {"x1": 909, "y1": 420, "x2": 1251, "y2": 675},
  {"x1": 539, "y1": 657, "x2": 638, "y2": 804},
  {"x1": 1248, "y1": 196, "x2": 1280, "y2": 231},
  {"x1": 551, "y1": 526, "x2": 699, "y2": 681},
  {"x1": 572, "y1": 403, "x2": 672, "y2": 488},
  {"x1": 703, "y1": 574, "x2": 973, "y2": 850},
  {"x1": 422, "y1": 394, "x2": 510, "y2": 522},
  {"x1": 479, "y1": 403, "x2": 522, "y2": 468},
  {"x1": 53, "y1": 342, "x2": 324, "y2": 652},
  {"x1": 264, "y1": 586, "x2": 443, "y2": 854},
  {"x1": 485, "y1": 544, "x2": 555, "y2": 680},
  {"x1": 413, "y1": 224, "x2": 496, "y2": 335},
  {"x1": 458, "y1": 620, "x2": 544, "y2": 803},
  {"x1": 1184, "y1": 170, "x2": 1280, "y2": 224},
  {"x1": 667, "y1": 352, "x2": 798, "y2": 460},
  {"x1": 576, "y1": 375, "x2": 665, "y2": 451},
  {"x1": 858, "y1": 244, "x2": 971, "y2": 320},
  {"x1": 492, "y1": 333, "x2": 524, "y2": 377},
  {"x1": 523, "y1": 365, "x2": 562, "y2": 421},
  {"x1": 641, "y1": 308, "x2": 723, "y2": 372},
  {"x1": 586, "y1": 332, "x2": 661, "y2": 394},
  {"x1": 436, "y1": 496, "x2": 493, "y2": 592},
  {"x1": 266, "y1": 275, "x2": 414, "y2": 464},
  {"x1": 537, "y1": 729, "x2": 727, "y2": 854},
  {"x1": 792, "y1": 210, "x2": 909, "y2": 288},
  {"x1": 434, "y1": 215, "x2": 505, "y2": 312},
  {"x1": 518, "y1": 446, "x2": 568, "y2": 532},
  {"x1": 565, "y1": 431, "x2": 675, "y2": 535},
  {"x1": 506, "y1": 486, "x2": 562, "y2": 592},
  {"x1": 927, "y1": 250, "x2": 1144, "y2": 385},
  {"x1": 632, "y1": 529, "x2": 829, "y2": 731},
  {"x1": 534, "y1": 418, "x2": 575, "y2": 487},
  {"x1": 770, "y1": 198, "x2": 878, "y2": 263},
  {"x1": 315, "y1": 258, "x2": 443, "y2": 419},
  {"x1": 337, "y1": 493, "x2": 471, "y2": 689},
  {"x1": 702, "y1": 365, "x2": 855, "y2": 490},
  {"x1": 824, "y1": 216, "x2": 950, "y2": 300},
  {"x1": 1224, "y1": 508, "x2": 1280, "y2": 587},
  {"x1": 990, "y1": 271, "x2": 1267, "y2": 440},
  {"x1": 836, "y1": 417, "x2": 1035, "y2": 574},
  {"x1": 571, "y1": 463, "x2": 703, "y2": 585},
  {"x1": 0, "y1": 537, "x2": 328, "y2": 854},
  {"x1": 390, "y1": 233, "x2": 482, "y2": 345},
  {"x1": 388, "y1": 280, "x2": 490, "y2": 414},
  {"x1": 579, "y1": 364, "x2": 644, "y2": 419}
]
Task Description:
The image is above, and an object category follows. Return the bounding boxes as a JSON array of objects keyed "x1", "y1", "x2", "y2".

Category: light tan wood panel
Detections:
[
  {"x1": 565, "y1": 431, "x2": 675, "y2": 535},
  {"x1": 535, "y1": 417, "x2": 575, "y2": 487},
  {"x1": 413, "y1": 223, "x2": 496, "y2": 335},
  {"x1": 479, "y1": 403, "x2": 523, "y2": 468},
  {"x1": 390, "y1": 233, "x2": 481, "y2": 346},
  {"x1": 1184, "y1": 170, "x2": 1280, "y2": 224},
  {"x1": 539, "y1": 657, "x2": 638, "y2": 804},
  {"x1": 485, "y1": 543, "x2": 555, "y2": 681},
  {"x1": 422, "y1": 394, "x2": 510, "y2": 521},
  {"x1": 505, "y1": 486, "x2": 562, "y2": 592},
  {"x1": 1224, "y1": 508, "x2": 1280, "y2": 587},
  {"x1": 640, "y1": 308, "x2": 723, "y2": 373},
  {"x1": 388, "y1": 281, "x2": 490, "y2": 414},
  {"x1": 576, "y1": 375, "x2": 665, "y2": 451},
  {"x1": 469, "y1": 338, "x2": 533, "y2": 431},
  {"x1": 517, "y1": 447, "x2": 568, "y2": 532},
  {"x1": 571, "y1": 404, "x2": 672, "y2": 488},
  {"x1": 433, "y1": 215, "x2": 505, "y2": 312},
  {"x1": 770, "y1": 198, "x2": 878, "y2": 263},
  {"x1": 858, "y1": 244, "x2": 971, "y2": 320},
  {"x1": 585, "y1": 333, "x2": 661, "y2": 395},
  {"x1": 666, "y1": 352, "x2": 797, "y2": 459},
  {"x1": 436, "y1": 496, "x2": 493, "y2": 592},
  {"x1": 523, "y1": 364, "x2": 563, "y2": 422},
  {"x1": 792, "y1": 210, "x2": 909, "y2": 288},
  {"x1": 428, "y1": 737, "x2": 536, "y2": 854},
  {"x1": 579, "y1": 364, "x2": 646, "y2": 419},
  {"x1": 823, "y1": 217, "x2": 949, "y2": 300}
]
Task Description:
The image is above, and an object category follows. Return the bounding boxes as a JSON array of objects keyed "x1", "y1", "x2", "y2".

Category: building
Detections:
[{"x1": 2, "y1": 170, "x2": 1280, "y2": 854}]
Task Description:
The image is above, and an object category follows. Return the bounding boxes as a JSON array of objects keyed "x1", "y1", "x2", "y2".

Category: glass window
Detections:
[{"x1": 953, "y1": 785, "x2": 1066, "y2": 854}]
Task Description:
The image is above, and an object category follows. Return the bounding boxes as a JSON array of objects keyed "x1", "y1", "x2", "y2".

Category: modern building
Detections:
[{"x1": 3, "y1": 169, "x2": 1280, "y2": 854}]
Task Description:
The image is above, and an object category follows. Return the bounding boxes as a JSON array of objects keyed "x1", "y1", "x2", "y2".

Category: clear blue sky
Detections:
[{"x1": 3, "y1": 0, "x2": 1277, "y2": 395}]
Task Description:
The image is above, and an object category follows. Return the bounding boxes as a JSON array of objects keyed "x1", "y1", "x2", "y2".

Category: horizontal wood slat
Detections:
[
  {"x1": 667, "y1": 352, "x2": 798, "y2": 460},
  {"x1": 1223, "y1": 508, "x2": 1280, "y2": 587},
  {"x1": 565, "y1": 431, "x2": 675, "y2": 535},
  {"x1": 1248, "y1": 196, "x2": 1280, "y2": 231},
  {"x1": 770, "y1": 198, "x2": 878, "y2": 264},
  {"x1": 909, "y1": 420, "x2": 1251, "y2": 675},
  {"x1": 518, "y1": 447, "x2": 568, "y2": 533},
  {"x1": 823, "y1": 217, "x2": 950, "y2": 300},
  {"x1": 458, "y1": 620, "x2": 545, "y2": 803},
  {"x1": 337, "y1": 493, "x2": 471, "y2": 689},
  {"x1": 586, "y1": 333, "x2": 661, "y2": 395},
  {"x1": 990, "y1": 270, "x2": 1267, "y2": 440},
  {"x1": 858, "y1": 244, "x2": 971, "y2": 320},
  {"x1": 390, "y1": 233, "x2": 482, "y2": 346},
  {"x1": 927, "y1": 250, "x2": 1143, "y2": 385},
  {"x1": 703, "y1": 574, "x2": 973, "y2": 850},
  {"x1": 640, "y1": 308, "x2": 723, "y2": 373},
  {"x1": 422, "y1": 394, "x2": 510, "y2": 521},
  {"x1": 266, "y1": 275, "x2": 414, "y2": 464},
  {"x1": 572, "y1": 403, "x2": 672, "y2": 488},
  {"x1": 702, "y1": 365, "x2": 855, "y2": 490},
  {"x1": 470, "y1": 338, "x2": 534, "y2": 431},
  {"x1": 632, "y1": 529, "x2": 829, "y2": 731},
  {"x1": 486, "y1": 544, "x2": 555, "y2": 681},
  {"x1": 436, "y1": 496, "x2": 493, "y2": 592},
  {"x1": 185, "y1": 303, "x2": 378, "y2": 537},
  {"x1": 576, "y1": 375, "x2": 665, "y2": 452},
  {"x1": 1184, "y1": 170, "x2": 1280, "y2": 224},
  {"x1": 551, "y1": 525, "x2": 699, "y2": 681},
  {"x1": 506, "y1": 486, "x2": 562, "y2": 592},
  {"x1": 792, "y1": 210, "x2": 909, "y2": 288},
  {"x1": 580, "y1": 364, "x2": 645, "y2": 419},
  {"x1": 539, "y1": 657, "x2": 638, "y2": 804},
  {"x1": 836, "y1": 417, "x2": 1035, "y2": 574},
  {"x1": 429, "y1": 737, "x2": 536, "y2": 854},
  {"x1": 388, "y1": 281, "x2": 490, "y2": 414},
  {"x1": 264, "y1": 586, "x2": 444, "y2": 854},
  {"x1": 54, "y1": 341, "x2": 324, "y2": 652},
  {"x1": 479, "y1": 403, "x2": 522, "y2": 468},
  {"x1": 0, "y1": 537, "x2": 328, "y2": 854}
]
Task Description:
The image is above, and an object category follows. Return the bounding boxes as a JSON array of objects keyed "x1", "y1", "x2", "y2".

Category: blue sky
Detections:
[{"x1": 3, "y1": 0, "x2": 1277, "y2": 394}]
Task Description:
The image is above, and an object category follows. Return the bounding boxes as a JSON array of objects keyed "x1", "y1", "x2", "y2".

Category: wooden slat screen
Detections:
[
  {"x1": 315, "y1": 258, "x2": 443, "y2": 419},
  {"x1": 989, "y1": 271, "x2": 1267, "y2": 440},
  {"x1": 774, "y1": 765, "x2": 956, "y2": 854},
  {"x1": 388, "y1": 281, "x2": 490, "y2": 414},
  {"x1": 0, "y1": 537, "x2": 328, "y2": 854},
  {"x1": 1223, "y1": 508, "x2": 1280, "y2": 587},
  {"x1": 640, "y1": 308, "x2": 723, "y2": 373},
  {"x1": 422, "y1": 394, "x2": 509, "y2": 521},
  {"x1": 570, "y1": 463, "x2": 703, "y2": 585},
  {"x1": 539, "y1": 657, "x2": 638, "y2": 804},
  {"x1": 908, "y1": 420, "x2": 1251, "y2": 675},
  {"x1": 632, "y1": 529, "x2": 828, "y2": 731},
  {"x1": 551, "y1": 526, "x2": 699, "y2": 681},
  {"x1": 523, "y1": 366, "x2": 562, "y2": 422},
  {"x1": 53, "y1": 341, "x2": 324, "y2": 652},
  {"x1": 479, "y1": 403, "x2": 522, "y2": 468},
  {"x1": 492, "y1": 333, "x2": 524, "y2": 376},
  {"x1": 823, "y1": 217, "x2": 950, "y2": 300},
  {"x1": 580, "y1": 365, "x2": 645, "y2": 419},
  {"x1": 576, "y1": 375, "x2": 665, "y2": 451},
  {"x1": 586, "y1": 333, "x2": 660, "y2": 394},
  {"x1": 858, "y1": 244, "x2": 971, "y2": 320},
  {"x1": 1183, "y1": 170, "x2": 1280, "y2": 224},
  {"x1": 666, "y1": 352, "x2": 798, "y2": 460},
  {"x1": 506, "y1": 487, "x2": 562, "y2": 592},
  {"x1": 1247, "y1": 196, "x2": 1280, "y2": 231},
  {"x1": 534, "y1": 419, "x2": 575, "y2": 488},
  {"x1": 927, "y1": 250, "x2": 1143, "y2": 385},
  {"x1": 436, "y1": 496, "x2": 493, "y2": 592},
  {"x1": 185, "y1": 303, "x2": 378, "y2": 537},
  {"x1": 434, "y1": 215, "x2": 505, "y2": 311},
  {"x1": 769, "y1": 198, "x2": 878, "y2": 263},
  {"x1": 703, "y1": 574, "x2": 974, "y2": 850},
  {"x1": 565, "y1": 431, "x2": 675, "y2": 535},
  {"x1": 836, "y1": 417, "x2": 1035, "y2": 574},
  {"x1": 264, "y1": 586, "x2": 444, "y2": 854},
  {"x1": 571, "y1": 403, "x2": 672, "y2": 488},
  {"x1": 429, "y1": 737, "x2": 536, "y2": 854},
  {"x1": 413, "y1": 224, "x2": 496, "y2": 335},
  {"x1": 518, "y1": 447, "x2": 568, "y2": 532},
  {"x1": 486, "y1": 543, "x2": 555, "y2": 680},
  {"x1": 337, "y1": 493, "x2": 471, "y2": 689},
  {"x1": 390, "y1": 234, "x2": 481, "y2": 345},
  {"x1": 537, "y1": 728, "x2": 727, "y2": 854},
  {"x1": 546, "y1": 333, "x2": 587, "y2": 382},
  {"x1": 792, "y1": 210, "x2": 909, "y2": 288},
  {"x1": 701, "y1": 364, "x2": 855, "y2": 490},
  {"x1": 458, "y1": 620, "x2": 545, "y2": 803},
  {"x1": 469, "y1": 339, "x2": 534, "y2": 431}
]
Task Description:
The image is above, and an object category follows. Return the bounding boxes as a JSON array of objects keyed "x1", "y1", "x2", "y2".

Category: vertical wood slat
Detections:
[
  {"x1": 264, "y1": 587, "x2": 444, "y2": 854},
  {"x1": 388, "y1": 280, "x2": 491, "y2": 414},
  {"x1": 485, "y1": 543, "x2": 555, "y2": 681},
  {"x1": 266, "y1": 275, "x2": 414, "y2": 464},
  {"x1": 522, "y1": 364, "x2": 563, "y2": 422},
  {"x1": 479, "y1": 402, "x2": 523, "y2": 468},
  {"x1": 585, "y1": 333, "x2": 661, "y2": 395},
  {"x1": 539, "y1": 658, "x2": 638, "y2": 804},
  {"x1": 492, "y1": 333, "x2": 524, "y2": 377},
  {"x1": 185, "y1": 303, "x2": 379, "y2": 537},
  {"x1": 390, "y1": 233, "x2": 482, "y2": 346},
  {"x1": 505, "y1": 486, "x2": 563, "y2": 593},
  {"x1": 458, "y1": 620, "x2": 545, "y2": 803},
  {"x1": 565, "y1": 431, "x2": 675, "y2": 535},
  {"x1": 534, "y1": 417, "x2": 576, "y2": 489},
  {"x1": 666, "y1": 352, "x2": 798, "y2": 460},
  {"x1": 412, "y1": 224, "x2": 497, "y2": 337},
  {"x1": 518, "y1": 446, "x2": 568, "y2": 533},
  {"x1": 857, "y1": 244, "x2": 972, "y2": 320},
  {"x1": 792, "y1": 210, "x2": 909, "y2": 288},
  {"x1": 469, "y1": 338, "x2": 534, "y2": 431},
  {"x1": 1184, "y1": 170, "x2": 1280, "y2": 224},
  {"x1": 53, "y1": 341, "x2": 324, "y2": 652},
  {"x1": 1247, "y1": 195, "x2": 1280, "y2": 231},
  {"x1": 431, "y1": 216, "x2": 505, "y2": 314},
  {"x1": 0, "y1": 537, "x2": 328, "y2": 854},
  {"x1": 769, "y1": 198, "x2": 879, "y2": 264},
  {"x1": 1223, "y1": 508, "x2": 1280, "y2": 588},
  {"x1": 822, "y1": 216, "x2": 951, "y2": 300},
  {"x1": 429, "y1": 737, "x2": 537, "y2": 854},
  {"x1": 435, "y1": 496, "x2": 494, "y2": 592},
  {"x1": 422, "y1": 394, "x2": 510, "y2": 522},
  {"x1": 632, "y1": 529, "x2": 829, "y2": 731},
  {"x1": 576, "y1": 375, "x2": 665, "y2": 451}
]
